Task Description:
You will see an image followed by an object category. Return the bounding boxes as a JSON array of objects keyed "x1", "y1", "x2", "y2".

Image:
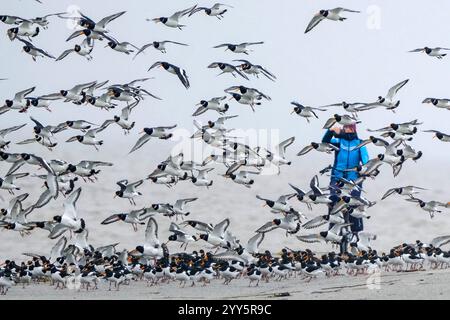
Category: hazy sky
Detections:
[
  {"x1": 1, "y1": 0, "x2": 450, "y2": 257},
  {"x1": 1, "y1": 0, "x2": 449, "y2": 161}
]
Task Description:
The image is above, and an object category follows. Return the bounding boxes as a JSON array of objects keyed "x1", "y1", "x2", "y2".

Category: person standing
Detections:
[{"x1": 322, "y1": 123, "x2": 369, "y2": 253}]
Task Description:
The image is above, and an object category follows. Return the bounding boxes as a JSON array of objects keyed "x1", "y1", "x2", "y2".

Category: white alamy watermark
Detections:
[{"x1": 366, "y1": 5, "x2": 382, "y2": 30}]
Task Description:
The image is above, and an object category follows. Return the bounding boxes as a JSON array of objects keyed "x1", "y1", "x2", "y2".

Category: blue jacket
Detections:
[{"x1": 322, "y1": 130, "x2": 369, "y2": 181}]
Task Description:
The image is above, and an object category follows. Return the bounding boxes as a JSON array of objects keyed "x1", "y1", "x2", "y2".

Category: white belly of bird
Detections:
[
  {"x1": 326, "y1": 12, "x2": 342, "y2": 21},
  {"x1": 194, "y1": 179, "x2": 212, "y2": 186},
  {"x1": 61, "y1": 216, "x2": 81, "y2": 230},
  {"x1": 144, "y1": 245, "x2": 163, "y2": 258},
  {"x1": 82, "y1": 136, "x2": 99, "y2": 145},
  {"x1": 165, "y1": 18, "x2": 180, "y2": 28},
  {"x1": 325, "y1": 232, "x2": 342, "y2": 243}
]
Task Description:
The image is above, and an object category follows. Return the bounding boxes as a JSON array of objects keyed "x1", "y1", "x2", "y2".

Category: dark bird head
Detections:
[
  {"x1": 293, "y1": 106, "x2": 301, "y2": 114},
  {"x1": 223, "y1": 103, "x2": 230, "y2": 112},
  {"x1": 377, "y1": 154, "x2": 384, "y2": 161},
  {"x1": 199, "y1": 234, "x2": 208, "y2": 241},
  {"x1": 5, "y1": 100, "x2": 13, "y2": 108},
  {"x1": 118, "y1": 214, "x2": 127, "y2": 221},
  {"x1": 168, "y1": 234, "x2": 177, "y2": 242},
  {"x1": 65, "y1": 121, "x2": 74, "y2": 127},
  {"x1": 135, "y1": 245, "x2": 144, "y2": 254},
  {"x1": 74, "y1": 45, "x2": 81, "y2": 52},
  {"x1": 424, "y1": 47, "x2": 431, "y2": 54},
  {"x1": 311, "y1": 142, "x2": 319, "y2": 149},
  {"x1": 273, "y1": 219, "x2": 281, "y2": 226},
  {"x1": 115, "y1": 190, "x2": 123, "y2": 198},
  {"x1": 157, "y1": 164, "x2": 166, "y2": 171},
  {"x1": 227, "y1": 44, "x2": 236, "y2": 51},
  {"x1": 0, "y1": 16, "x2": 7, "y2": 22},
  {"x1": 151, "y1": 204, "x2": 159, "y2": 210},
  {"x1": 199, "y1": 100, "x2": 208, "y2": 107},
  {"x1": 107, "y1": 41, "x2": 116, "y2": 49},
  {"x1": 113, "y1": 116, "x2": 120, "y2": 122},
  {"x1": 53, "y1": 215, "x2": 62, "y2": 223},
  {"x1": 152, "y1": 41, "x2": 160, "y2": 48},
  {"x1": 159, "y1": 17, "x2": 168, "y2": 24},
  {"x1": 80, "y1": 19, "x2": 95, "y2": 30},
  {"x1": 143, "y1": 128, "x2": 154, "y2": 135},
  {"x1": 67, "y1": 164, "x2": 77, "y2": 173},
  {"x1": 390, "y1": 123, "x2": 399, "y2": 130},
  {"x1": 319, "y1": 231, "x2": 328, "y2": 238},
  {"x1": 191, "y1": 177, "x2": 197, "y2": 183},
  {"x1": 319, "y1": 10, "x2": 328, "y2": 17},
  {"x1": 23, "y1": 46, "x2": 31, "y2": 53},
  {"x1": 60, "y1": 90, "x2": 68, "y2": 96},
  {"x1": 161, "y1": 62, "x2": 170, "y2": 69},
  {"x1": 334, "y1": 114, "x2": 341, "y2": 121}
]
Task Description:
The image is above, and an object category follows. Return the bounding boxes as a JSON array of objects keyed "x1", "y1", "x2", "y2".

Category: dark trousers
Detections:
[{"x1": 328, "y1": 177, "x2": 364, "y2": 253}]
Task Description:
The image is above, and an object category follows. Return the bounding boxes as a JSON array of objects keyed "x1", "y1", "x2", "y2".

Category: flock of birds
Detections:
[{"x1": 1, "y1": 3, "x2": 450, "y2": 295}]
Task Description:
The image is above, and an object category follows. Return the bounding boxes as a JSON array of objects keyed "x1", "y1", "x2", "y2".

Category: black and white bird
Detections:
[
  {"x1": 193, "y1": 97, "x2": 229, "y2": 116},
  {"x1": 323, "y1": 114, "x2": 360, "y2": 129},
  {"x1": 0, "y1": 124, "x2": 26, "y2": 149},
  {"x1": 256, "y1": 212, "x2": 301, "y2": 236},
  {"x1": 423, "y1": 130, "x2": 450, "y2": 142},
  {"x1": 297, "y1": 142, "x2": 339, "y2": 156},
  {"x1": 291, "y1": 102, "x2": 327, "y2": 123},
  {"x1": 296, "y1": 223, "x2": 353, "y2": 244},
  {"x1": 382, "y1": 186, "x2": 427, "y2": 200},
  {"x1": 0, "y1": 173, "x2": 29, "y2": 194},
  {"x1": 409, "y1": 47, "x2": 450, "y2": 59},
  {"x1": 148, "y1": 61, "x2": 190, "y2": 89},
  {"x1": 208, "y1": 62, "x2": 249, "y2": 80},
  {"x1": 16, "y1": 38, "x2": 55, "y2": 61},
  {"x1": 59, "y1": 10, "x2": 126, "y2": 33},
  {"x1": 234, "y1": 59, "x2": 276, "y2": 81},
  {"x1": 49, "y1": 187, "x2": 85, "y2": 239},
  {"x1": 406, "y1": 197, "x2": 450, "y2": 219},
  {"x1": 358, "y1": 79, "x2": 409, "y2": 112},
  {"x1": 103, "y1": 34, "x2": 139, "y2": 55},
  {"x1": 129, "y1": 217, "x2": 163, "y2": 259},
  {"x1": 422, "y1": 98, "x2": 450, "y2": 110},
  {"x1": 167, "y1": 222, "x2": 197, "y2": 250},
  {"x1": 56, "y1": 38, "x2": 94, "y2": 61},
  {"x1": 66, "y1": 126, "x2": 107, "y2": 151},
  {"x1": 114, "y1": 179, "x2": 144, "y2": 205},
  {"x1": 101, "y1": 208, "x2": 153, "y2": 231},
  {"x1": 7, "y1": 20, "x2": 40, "y2": 41},
  {"x1": 100, "y1": 105, "x2": 136, "y2": 135},
  {"x1": 189, "y1": 3, "x2": 233, "y2": 19},
  {"x1": 304, "y1": 8, "x2": 360, "y2": 34},
  {"x1": 1, "y1": 87, "x2": 35, "y2": 114},
  {"x1": 213, "y1": 42, "x2": 264, "y2": 54},
  {"x1": 149, "y1": 5, "x2": 196, "y2": 30},
  {"x1": 134, "y1": 41, "x2": 188, "y2": 58},
  {"x1": 129, "y1": 125, "x2": 177, "y2": 154}
]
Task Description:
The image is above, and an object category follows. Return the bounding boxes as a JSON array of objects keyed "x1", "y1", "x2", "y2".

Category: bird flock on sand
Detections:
[{"x1": 1, "y1": 3, "x2": 450, "y2": 295}]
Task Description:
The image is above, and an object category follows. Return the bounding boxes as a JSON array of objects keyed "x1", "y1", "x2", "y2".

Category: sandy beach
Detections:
[{"x1": 2, "y1": 268, "x2": 450, "y2": 300}]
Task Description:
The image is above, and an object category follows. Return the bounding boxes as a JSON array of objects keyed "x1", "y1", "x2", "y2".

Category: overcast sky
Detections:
[{"x1": 1, "y1": 0, "x2": 449, "y2": 171}]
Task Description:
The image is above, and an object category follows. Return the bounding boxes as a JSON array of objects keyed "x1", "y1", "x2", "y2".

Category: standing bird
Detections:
[
  {"x1": 409, "y1": 47, "x2": 450, "y2": 59},
  {"x1": 213, "y1": 42, "x2": 264, "y2": 54},
  {"x1": 129, "y1": 125, "x2": 177, "y2": 154},
  {"x1": 148, "y1": 62, "x2": 190, "y2": 89},
  {"x1": 16, "y1": 38, "x2": 55, "y2": 61},
  {"x1": 305, "y1": 8, "x2": 360, "y2": 34},
  {"x1": 114, "y1": 179, "x2": 144, "y2": 205},
  {"x1": 149, "y1": 5, "x2": 197, "y2": 30}
]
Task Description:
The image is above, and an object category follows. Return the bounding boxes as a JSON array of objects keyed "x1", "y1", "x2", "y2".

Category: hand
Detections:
[{"x1": 330, "y1": 126, "x2": 341, "y2": 134}]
